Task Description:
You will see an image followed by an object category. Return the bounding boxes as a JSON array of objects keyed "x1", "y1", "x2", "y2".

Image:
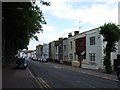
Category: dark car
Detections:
[{"x1": 16, "y1": 57, "x2": 27, "y2": 69}]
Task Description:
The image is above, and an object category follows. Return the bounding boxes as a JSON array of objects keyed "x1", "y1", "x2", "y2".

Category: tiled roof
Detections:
[{"x1": 20, "y1": 50, "x2": 34, "y2": 53}]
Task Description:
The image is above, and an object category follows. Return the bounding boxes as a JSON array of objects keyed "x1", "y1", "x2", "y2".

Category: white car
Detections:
[
  {"x1": 38, "y1": 58, "x2": 41, "y2": 61},
  {"x1": 41, "y1": 58, "x2": 48, "y2": 62},
  {"x1": 33, "y1": 57, "x2": 37, "y2": 61}
]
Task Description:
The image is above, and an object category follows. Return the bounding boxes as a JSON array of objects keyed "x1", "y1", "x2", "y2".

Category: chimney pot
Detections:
[
  {"x1": 68, "y1": 33, "x2": 72, "y2": 37},
  {"x1": 74, "y1": 31, "x2": 79, "y2": 35}
]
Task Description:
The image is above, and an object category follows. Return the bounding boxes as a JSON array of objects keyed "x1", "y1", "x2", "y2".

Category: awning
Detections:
[{"x1": 81, "y1": 51, "x2": 85, "y2": 55}]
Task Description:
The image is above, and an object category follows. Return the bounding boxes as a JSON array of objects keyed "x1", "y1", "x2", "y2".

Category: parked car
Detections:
[
  {"x1": 15, "y1": 57, "x2": 27, "y2": 69},
  {"x1": 38, "y1": 58, "x2": 41, "y2": 61},
  {"x1": 41, "y1": 58, "x2": 48, "y2": 62},
  {"x1": 32, "y1": 57, "x2": 37, "y2": 61}
]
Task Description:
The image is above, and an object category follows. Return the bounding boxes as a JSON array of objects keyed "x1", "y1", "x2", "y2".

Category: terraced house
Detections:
[
  {"x1": 36, "y1": 44, "x2": 43, "y2": 60},
  {"x1": 68, "y1": 33, "x2": 75, "y2": 63},
  {"x1": 49, "y1": 41, "x2": 56, "y2": 62},
  {"x1": 42, "y1": 43, "x2": 49, "y2": 60},
  {"x1": 82, "y1": 28, "x2": 105, "y2": 70},
  {"x1": 35, "y1": 26, "x2": 120, "y2": 71},
  {"x1": 54, "y1": 40, "x2": 59, "y2": 62},
  {"x1": 62, "y1": 38, "x2": 68, "y2": 63},
  {"x1": 58, "y1": 38, "x2": 64, "y2": 63},
  {"x1": 75, "y1": 31, "x2": 86, "y2": 67}
]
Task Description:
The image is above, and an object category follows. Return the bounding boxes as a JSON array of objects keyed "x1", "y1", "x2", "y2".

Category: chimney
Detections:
[
  {"x1": 64, "y1": 38, "x2": 67, "y2": 40},
  {"x1": 68, "y1": 33, "x2": 72, "y2": 37},
  {"x1": 59, "y1": 37, "x2": 63, "y2": 41},
  {"x1": 74, "y1": 31, "x2": 79, "y2": 35}
]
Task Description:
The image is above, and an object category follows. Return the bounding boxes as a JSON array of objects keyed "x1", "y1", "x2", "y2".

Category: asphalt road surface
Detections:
[{"x1": 26, "y1": 59, "x2": 120, "y2": 88}]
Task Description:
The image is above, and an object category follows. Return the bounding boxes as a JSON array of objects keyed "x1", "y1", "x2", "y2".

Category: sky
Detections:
[{"x1": 28, "y1": 0, "x2": 119, "y2": 50}]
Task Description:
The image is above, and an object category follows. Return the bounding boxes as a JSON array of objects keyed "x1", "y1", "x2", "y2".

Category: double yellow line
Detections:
[{"x1": 36, "y1": 77, "x2": 52, "y2": 90}]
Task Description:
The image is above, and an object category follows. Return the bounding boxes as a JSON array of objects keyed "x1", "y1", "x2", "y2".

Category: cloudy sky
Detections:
[{"x1": 28, "y1": 0, "x2": 119, "y2": 50}]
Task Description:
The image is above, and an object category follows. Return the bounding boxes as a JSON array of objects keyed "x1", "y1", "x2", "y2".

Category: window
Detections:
[
  {"x1": 64, "y1": 55, "x2": 66, "y2": 60},
  {"x1": 70, "y1": 41, "x2": 72, "y2": 50},
  {"x1": 55, "y1": 46, "x2": 57, "y2": 52},
  {"x1": 63, "y1": 45, "x2": 66, "y2": 51},
  {"x1": 70, "y1": 54, "x2": 73, "y2": 60},
  {"x1": 89, "y1": 53, "x2": 96, "y2": 62},
  {"x1": 79, "y1": 40, "x2": 83, "y2": 47},
  {"x1": 90, "y1": 36, "x2": 95, "y2": 45}
]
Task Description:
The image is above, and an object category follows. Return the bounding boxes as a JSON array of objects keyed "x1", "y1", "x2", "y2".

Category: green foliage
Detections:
[
  {"x1": 2, "y1": 2, "x2": 48, "y2": 63},
  {"x1": 103, "y1": 53, "x2": 112, "y2": 74},
  {"x1": 100, "y1": 23, "x2": 120, "y2": 51},
  {"x1": 100, "y1": 23, "x2": 120, "y2": 73}
]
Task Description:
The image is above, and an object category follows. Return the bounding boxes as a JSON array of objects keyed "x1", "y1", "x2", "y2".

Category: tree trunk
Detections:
[{"x1": 104, "y1": 43, "x2": 112, "y2": 74}]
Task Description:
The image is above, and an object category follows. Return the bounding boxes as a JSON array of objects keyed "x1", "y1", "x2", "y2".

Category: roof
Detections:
[{"x1": 20, "y1": 50, "x2": 34, "y2": 53}]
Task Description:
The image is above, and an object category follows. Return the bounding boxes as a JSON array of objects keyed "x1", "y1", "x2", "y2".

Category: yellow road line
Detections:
[
  {"x1": 36, "y1": 77, "x2": 52, "y2": 90},
  {"x1": 27, "y1": 67, "x2": 52, "y2": 89},
  {"x1": 27, "y1": 68, "x2": 42, "y2": 88}
]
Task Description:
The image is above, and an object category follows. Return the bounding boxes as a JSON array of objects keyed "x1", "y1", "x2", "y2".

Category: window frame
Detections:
[
  {"x1": 70, "y1": 54, "x2": 73, "y2": 60},
  {"x1": 70, "y1": 41, "x2": 72, "y2": 50},
  {"x1": 89, "y1": 53, "x2": 96, "y2": 62},
  {"x1": 90, "y1": 36, "x2": 95, "y2": 45},
  {"x1": 79, "y1": 40, "x2": 83, "y2": 47}
]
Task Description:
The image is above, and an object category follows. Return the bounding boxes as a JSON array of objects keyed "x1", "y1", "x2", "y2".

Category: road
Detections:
[{"x1": 27, "y1": 59, "x2": 120, "y2": 88}]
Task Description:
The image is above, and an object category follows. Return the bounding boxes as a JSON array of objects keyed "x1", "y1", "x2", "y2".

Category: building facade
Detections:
[
  {"x1": 18, "y1": 50, "x2": 35, "y2": 59},
  {"x1": 49, "y1": 41, "x2": 56, "y2": 61},
  {"x1": 62, "y1": 38, "x2": 68, "y2": 62},
  {"x1": 42, "y1": 43, "x2": 49, "y2": 60},
  {"x1": 36, "y1": 44, "x2": 43, "y2": 60},
  {"x1": 68, "y1": 33, "x2": 76, "y2": 63},
  {"x1": 31, "y1": 50, "x2": 36, "y2": 59},
  {"x1": 54, "y1": 41, "x2": 59, "y2": 61},
  {"x1": 75, "y1": 32, "x2": 86, "y2": 67},
  {"x1": 58, "y1": 38, "x2": 64, "y2": 62},
  {"x1": 82, "y1": 28, "x2": 105, "y2": 70}
]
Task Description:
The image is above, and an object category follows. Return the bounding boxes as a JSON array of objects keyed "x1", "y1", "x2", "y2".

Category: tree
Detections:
[
  {"x1": 100, "y1": 23, "x2": 120, "y2": 73},
  {"x1": 2, "y1": 1, "x2": 50, "y2": 64}
]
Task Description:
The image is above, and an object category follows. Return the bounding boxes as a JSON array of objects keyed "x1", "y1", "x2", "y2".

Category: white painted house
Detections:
[
  {"x1": 18, "y1": 50, "x2": 35, "y2": 59},
  {"x1": 42, "y1": 43, "x2": 49, "y2": 60},
  {"x1": 31, "y1": 50, "x2": 36, "y2": 59},
  {"x1": 63, "y1": 38, "x2": 68, "y2": 62},
  {"x1": 81, "y1": 27, "x2": 119, "y2": 70},
  {"x1": 82, "y1": 28, "x2": 104, "y2": 70}
]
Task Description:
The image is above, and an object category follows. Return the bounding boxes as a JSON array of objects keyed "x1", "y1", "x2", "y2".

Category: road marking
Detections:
[
  {"x1": 27, "y1": 67, "x2": 42, "y2": 88},
  {"x1": 36, "y1": 77, "x2": 52, "y2": 90},
  {"x1": 27, "y1": 67, "x2": 52, "y2": 89}
]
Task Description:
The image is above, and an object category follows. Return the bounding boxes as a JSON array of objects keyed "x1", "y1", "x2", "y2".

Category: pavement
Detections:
[
  {"x1": 2, "y1": 61, "x2": 119, "y2": 89},
  {"x1": 2, "y1": 62, "x2": 41, "y2": 88}
]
